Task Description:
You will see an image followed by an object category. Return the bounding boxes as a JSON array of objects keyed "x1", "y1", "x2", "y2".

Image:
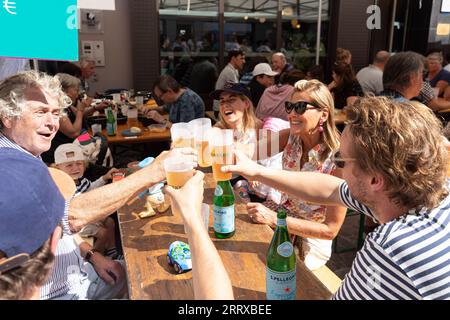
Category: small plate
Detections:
[{"x1": 121, "y1": 129, "x2": 143, "y2": 137}]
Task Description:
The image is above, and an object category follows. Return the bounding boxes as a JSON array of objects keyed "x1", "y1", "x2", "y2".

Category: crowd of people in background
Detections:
[{"x1": 1, "y1": 37, "x2": 450, "y2": 301}]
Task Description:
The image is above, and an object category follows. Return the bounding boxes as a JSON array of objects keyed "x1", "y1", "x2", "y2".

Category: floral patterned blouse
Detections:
[{"x1": 281, "y1": 135, "x2": 337, "y2": 223}]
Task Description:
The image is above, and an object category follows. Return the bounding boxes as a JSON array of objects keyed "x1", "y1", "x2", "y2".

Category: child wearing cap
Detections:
[{"x1": 54, "y1": 143, "x2": 120, "y2": 258}]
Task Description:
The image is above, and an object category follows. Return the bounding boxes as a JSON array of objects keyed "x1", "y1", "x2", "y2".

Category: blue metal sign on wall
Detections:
[{"x1": 0, "y1": 0, "x2": 78, "y2": 61}]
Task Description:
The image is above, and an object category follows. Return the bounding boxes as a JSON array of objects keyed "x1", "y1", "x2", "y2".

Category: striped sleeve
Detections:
[
  {"x1": 60, "y1": 200, "x2": 72, "y2": 236},
  {"x1": 339, "y1": 181, "x2": 377, "y2": 221},
  {"x1": 382, "y1": 205, "x2": 450, "y2": 300},
  {"x1": 76, "y1": 177, "x2": 91, "y2": 193},
  {"x1": 333, "y1": 239, "x2": 422, "y2": 300}
]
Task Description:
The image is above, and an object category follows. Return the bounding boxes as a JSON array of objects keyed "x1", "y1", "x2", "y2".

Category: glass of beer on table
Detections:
[
  {"x1": 190, "y1": 118, "x2": 212, "y2": 168},
  {"x1": 164, "y1": 156, "x2": 194, "y2": 188},
  {"x1": 170, "y1": 123, "x2": 194, "y2": 148},
  {"x1": 209, "y1": 128, "x2": 234, "y2": 181}
]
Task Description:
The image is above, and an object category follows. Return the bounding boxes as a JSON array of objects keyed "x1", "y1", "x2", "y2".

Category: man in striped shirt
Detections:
[
  {"x1": 224, "y1": 96, "x2": 449, "y2": 299},
  {"x1": 0, "y1": 71, "x2": 197, "y2": 299}
]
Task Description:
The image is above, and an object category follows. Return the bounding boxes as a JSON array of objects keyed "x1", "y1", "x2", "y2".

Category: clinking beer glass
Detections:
[
  {"x1": 209, "y1": 128, "x2": 234, "y2": 181},
  {"x1": 190, "y1": 118, "x2": 212, "y2": 168},
  {"x1": 170, "y1": 123, "x2": 194, "y2": 149},
  {"x1": 163, "y1": 156, "x2": 194, "y2": 189}
]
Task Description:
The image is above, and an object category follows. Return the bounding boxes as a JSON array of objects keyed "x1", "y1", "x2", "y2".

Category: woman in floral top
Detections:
[{"x1": 247, "y1": 80, "x2": 347, "y2": 270}]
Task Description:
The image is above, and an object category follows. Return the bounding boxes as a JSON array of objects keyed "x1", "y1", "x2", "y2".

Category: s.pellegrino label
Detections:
[
  {"x1": 266, "y1": 207, "x2": 296, "y2": 300},
  {"x1": 213, "y1": 180, "x2": 235, "y2": 239}
]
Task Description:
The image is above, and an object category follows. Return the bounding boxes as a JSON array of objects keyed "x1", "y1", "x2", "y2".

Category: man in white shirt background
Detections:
[{"x1": 213, "y1": 49, "x2": 246, "y2": 117}]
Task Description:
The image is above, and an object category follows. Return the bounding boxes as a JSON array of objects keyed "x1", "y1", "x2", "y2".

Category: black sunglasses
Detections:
[
  {"x1": 285, "y1": 101, "x2": 320, "y2": 115},
  {"x1": 331, "y1": 150, "x2": 356, "y2": 169}
]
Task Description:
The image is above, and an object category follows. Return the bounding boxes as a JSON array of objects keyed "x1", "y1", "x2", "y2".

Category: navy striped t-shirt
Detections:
[{"x1": 334, "y1": 181, "x2": 450, "y2": 300}]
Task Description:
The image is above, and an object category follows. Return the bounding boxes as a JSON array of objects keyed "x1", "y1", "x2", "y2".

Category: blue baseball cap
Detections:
[
  {"x1": 0, "y1": 148, "x2": 65, "y2": 260},
  {"x1": 210, "y1": 81, "x2": 251, "y2": 100}
]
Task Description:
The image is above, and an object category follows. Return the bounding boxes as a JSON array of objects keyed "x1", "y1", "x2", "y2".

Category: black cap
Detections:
[{"x1": 210, "y1": 81, "x2": 251, "y2": 100}]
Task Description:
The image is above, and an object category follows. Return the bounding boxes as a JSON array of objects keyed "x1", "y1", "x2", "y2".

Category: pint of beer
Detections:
[
  {"x1": 163, "y1": 156, "x2": 194, "y2": 188},
  {"x1": 209, "y1": 128, "x2": 234, "y2": 181},
  {"x1": 171, "y1": 123, "x2": 194, "y2": 148},
  {"x1": 191, "y1": 118, "x2": 212, "y2": 168}
]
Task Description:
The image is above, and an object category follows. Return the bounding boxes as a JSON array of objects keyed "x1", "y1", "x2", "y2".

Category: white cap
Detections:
[
  {"x1": 252, "y1": 63, "x2": 279, "y2": 77},
  {"x1": 54, "y1": 143, "x2": 85, "y2": 165}
]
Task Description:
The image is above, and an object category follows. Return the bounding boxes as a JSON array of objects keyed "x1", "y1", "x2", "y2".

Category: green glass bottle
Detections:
[
  {"x1": 106, "y1": 106, "x2": 116, "y2": 136},
  {"x1": 266, "y1": 208, "x2": 296, "y2": 300},
  {"x1": 213, "y1": 180, "x2": 235, "y2": 239}
]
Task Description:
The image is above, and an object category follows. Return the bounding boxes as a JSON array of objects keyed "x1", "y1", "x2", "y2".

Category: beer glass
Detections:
[
  {"x1": 170, "y1": 123, "x2": 194, "y2": 148},
  {"x1": 163, "y1": 156, "x2": 194, "y2": 188},
  {"x1": 135, "y1": 95, "x2": 144, "y2": 108},
  {"x1": 190, "y1": 118, "x2": 212, "y2": 168},
  {"x1": 209, "y1": 128, "x2": 234, "y2": 181}
]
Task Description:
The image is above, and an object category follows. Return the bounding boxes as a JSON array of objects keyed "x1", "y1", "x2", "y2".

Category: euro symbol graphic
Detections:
[{"x1": 3, "y1": 0, "x2": 17, "y2": 15}]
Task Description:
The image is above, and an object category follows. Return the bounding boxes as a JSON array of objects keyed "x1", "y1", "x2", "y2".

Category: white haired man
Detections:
[{"x1": 0, "y1": 71, "x2": 197, "y2": 299}]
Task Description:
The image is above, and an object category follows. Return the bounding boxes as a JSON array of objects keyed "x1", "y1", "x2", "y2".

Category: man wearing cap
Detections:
[
  {"x1": 0, "y1": 71, "x2": 197, "y2": 299},
  {"x1": 248, "y1": 63, "x2": 278, "y2": 107},
  {"x1": 0, "y1": 148, "x2": 64, "y2": 300}
]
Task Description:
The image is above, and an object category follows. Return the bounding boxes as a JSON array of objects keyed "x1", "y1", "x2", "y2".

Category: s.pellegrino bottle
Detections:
[
  {"x1": 106, "y1": 106, "x2": 116, "y2": 136},
  {"x1": 213, "y1": 180, "x2": 235, "y2": 239},
  {"x1": 266, "y1": 207, "x2": 296, "y2": 300}
]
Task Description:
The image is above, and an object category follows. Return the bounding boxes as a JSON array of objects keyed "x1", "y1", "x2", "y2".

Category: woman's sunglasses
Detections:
[
  {"x1": 331, "y1": 150, "x2": 356, "y2": 169},
  {"x1": 285, "y1": 101, "x2": 320, "y2": 115}
]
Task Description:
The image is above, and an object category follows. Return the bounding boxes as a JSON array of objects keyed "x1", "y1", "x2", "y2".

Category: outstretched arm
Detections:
[
  {"x1": 68, "y1": 148, "x2": 197, "y2": 232},
  {"x1": 222, "y1": 150, "x2": 345, "y2": 207},
  {"x1": 165, "y1": 171, "x2": 234, "y2": 300}
]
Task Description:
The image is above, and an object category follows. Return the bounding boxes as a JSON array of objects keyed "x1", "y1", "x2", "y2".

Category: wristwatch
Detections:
[{"x1": 85, "y1": 249, "x2": 97, "y2": 262}]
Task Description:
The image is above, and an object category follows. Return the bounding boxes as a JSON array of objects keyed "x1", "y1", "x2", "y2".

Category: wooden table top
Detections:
[
  {"x1": 333, "y1": 111, "x2": 346, "y2": 125},
  {"x1": 93, "y1": 120, "x2": 171, "y2": 144},
  {"x1": 118, "y1": 173, "x2": 338, "y2": 300},
  {"x1": 438, "y1": 107, "x2": 450, "y2": 114}
]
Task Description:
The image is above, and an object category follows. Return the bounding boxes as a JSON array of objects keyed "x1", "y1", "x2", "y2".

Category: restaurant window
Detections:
[
  {"x1": 223, "y1": 0, "x2": 278, "y2": 73},
  {"x1": 158, "y1": 0, "x2": 219, "y2": 85},
  {"x1": 281, "y1": 0, "x2": 329, "y2": 74}
]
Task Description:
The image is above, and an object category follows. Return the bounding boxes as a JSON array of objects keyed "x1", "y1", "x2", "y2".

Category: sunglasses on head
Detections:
[
  {"x1": 331, "y1": 150, "x2": 356, "y2": 169},
  {"x1": 285, "y1": 101, "x2": 320, "y2": 115}
]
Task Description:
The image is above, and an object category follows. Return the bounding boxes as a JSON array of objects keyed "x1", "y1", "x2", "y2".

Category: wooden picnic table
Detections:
[
  {"x1": 90, "y1": 119, "x2": 171, "y2": 144},
  {"x1": 438, "y1": 107, "x2": 450, "y2": 114},
  {"x1": 333, "y1": 110, "x2": 346, "y2": 126},
  {"x1": 118, "y1": 173, "x2": 341, "y2": 300}
]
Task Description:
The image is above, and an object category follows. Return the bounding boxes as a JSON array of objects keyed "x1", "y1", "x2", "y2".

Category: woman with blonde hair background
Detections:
[{"x1": 246, "y1": 79, "x2": 347, "y2": 270}]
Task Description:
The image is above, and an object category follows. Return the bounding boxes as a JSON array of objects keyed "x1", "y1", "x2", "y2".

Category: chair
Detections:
[{"x1": 332, "y1": 209, "x2": 366, "y2": 253}]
